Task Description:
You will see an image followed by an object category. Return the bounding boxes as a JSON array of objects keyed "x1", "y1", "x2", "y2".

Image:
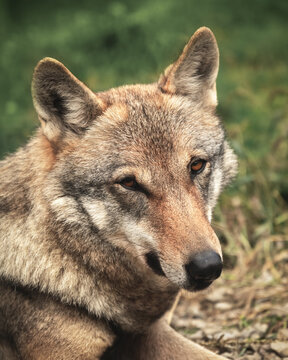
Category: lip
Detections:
[{"x1": 145, "y1": 251, "x2": 166, "y2": 277}]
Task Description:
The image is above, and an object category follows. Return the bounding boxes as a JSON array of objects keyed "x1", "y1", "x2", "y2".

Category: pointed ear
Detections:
[
  {"x1": 159, "y1": 27, "x2": 219, "y2": 107},
  {"x1": 32, "y1": 58, "x2": 104, "y2": 142}
]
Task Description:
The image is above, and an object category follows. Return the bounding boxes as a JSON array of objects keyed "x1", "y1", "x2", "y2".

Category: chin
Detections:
[{"x1": 183, "y1": 280, "x2": 213, "y2": 292}]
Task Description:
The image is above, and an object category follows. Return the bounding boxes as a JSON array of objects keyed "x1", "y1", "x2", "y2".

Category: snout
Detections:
[
  {"x1": 185, "y1": 250, "x2": 223, "y2": 291},
  {"x1": 145, "y1": 249, "x2": 223, "y2": 292}
]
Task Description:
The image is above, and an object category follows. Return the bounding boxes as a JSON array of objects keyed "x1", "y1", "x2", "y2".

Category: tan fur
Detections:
[{"x1": 0, "y1": 27, "x2": 237, "y2": 359}]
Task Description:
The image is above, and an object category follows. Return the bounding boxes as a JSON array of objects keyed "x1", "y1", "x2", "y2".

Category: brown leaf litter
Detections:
[{"x1": 172, "y1": 265, "x2": 288, "y2": 359}]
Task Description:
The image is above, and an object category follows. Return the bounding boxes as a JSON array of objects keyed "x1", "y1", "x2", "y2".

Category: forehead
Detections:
[{"x1": 85, "y1": 84, "x2": 224, "y2": 163}]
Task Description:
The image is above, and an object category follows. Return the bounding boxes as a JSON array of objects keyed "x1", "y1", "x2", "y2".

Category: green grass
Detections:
[{"x1": 1, "y1": 0, "x2": 287, "y2": 270}]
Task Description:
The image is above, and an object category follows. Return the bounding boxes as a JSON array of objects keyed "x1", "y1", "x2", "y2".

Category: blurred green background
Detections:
[{"x1": 0, "y1": 0, "x2": 287, "y2": 271}]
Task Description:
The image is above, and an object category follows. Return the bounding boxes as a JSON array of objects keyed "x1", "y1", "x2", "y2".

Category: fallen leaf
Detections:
[{"x1": 271, "y1": 342, "x2": 288, "y2": 357}]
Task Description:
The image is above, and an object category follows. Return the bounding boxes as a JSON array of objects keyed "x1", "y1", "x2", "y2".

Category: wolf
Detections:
[{"x1": 0, "y1": 27, "x2": 237, "y2": 359}]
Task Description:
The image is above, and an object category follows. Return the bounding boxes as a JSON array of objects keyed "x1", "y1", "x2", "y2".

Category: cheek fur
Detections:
[{"x1": 81, "y1": 198, "x2": 109, "y2": 230}]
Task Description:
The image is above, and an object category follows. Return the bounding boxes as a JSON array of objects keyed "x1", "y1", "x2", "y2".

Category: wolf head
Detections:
[{"x1": 32, "y1": 27, "x2": 237, "y2": 292}]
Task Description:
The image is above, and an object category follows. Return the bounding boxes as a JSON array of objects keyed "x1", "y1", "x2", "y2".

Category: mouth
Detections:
[{"x1": 145, "y1": 251, "x2": 166, "y2": 277}]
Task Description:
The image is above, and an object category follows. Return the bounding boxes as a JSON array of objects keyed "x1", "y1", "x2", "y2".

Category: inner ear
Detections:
[
  {"x1": 50, "y1": 90, "x2": 68, "y2": 118},
  {"x1": 178, "y1": 30, "x2": 219, "y2": 86},
  {"x1": 159, "y1": 27, "x2": 219, "y2": 106},
  {"x1": 32, "y1": 57, "x2": 104, "y2": 139}
]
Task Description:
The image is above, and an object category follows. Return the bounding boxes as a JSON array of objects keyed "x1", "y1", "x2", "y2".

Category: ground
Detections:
[{"x1": 173, "y1": 266, "x2": 288, "y2": 359}]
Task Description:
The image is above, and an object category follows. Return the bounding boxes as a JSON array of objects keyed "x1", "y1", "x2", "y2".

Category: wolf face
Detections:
[{"x1": 32, "y1": 27, "x2": 237, "y2": 292}]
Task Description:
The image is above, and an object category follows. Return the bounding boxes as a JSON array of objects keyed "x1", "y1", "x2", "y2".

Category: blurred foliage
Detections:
[{"x1": 0, "y1": 0, "x2": 287, "y2": 271}]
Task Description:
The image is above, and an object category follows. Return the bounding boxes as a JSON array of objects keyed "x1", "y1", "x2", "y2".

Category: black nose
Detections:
[{"x1": 186, "y1": 250, "x2": 223, "y2": 283}]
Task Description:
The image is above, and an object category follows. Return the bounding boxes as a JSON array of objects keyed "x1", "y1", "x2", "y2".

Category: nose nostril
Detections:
[{"x1": 186, "y1": 250, "x2": 223, "y2": 282}]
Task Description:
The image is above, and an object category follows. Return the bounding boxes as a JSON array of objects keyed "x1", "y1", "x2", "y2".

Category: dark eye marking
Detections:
[{"x1": 189, "y1": 159, "x2": 207, "y2": 176}]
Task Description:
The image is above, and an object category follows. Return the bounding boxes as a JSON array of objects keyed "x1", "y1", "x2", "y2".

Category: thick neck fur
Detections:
[{"x1": 0, "y1": 132, "x2": 178, "y2": 332}]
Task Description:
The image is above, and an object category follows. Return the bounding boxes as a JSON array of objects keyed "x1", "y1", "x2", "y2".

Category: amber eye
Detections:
[
  {"x1": 190, "y1": 159, "x2": 206, "y2": 175},
  {"x1": 119, "y1": 177, "x2": 139, "y2": 190}
]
